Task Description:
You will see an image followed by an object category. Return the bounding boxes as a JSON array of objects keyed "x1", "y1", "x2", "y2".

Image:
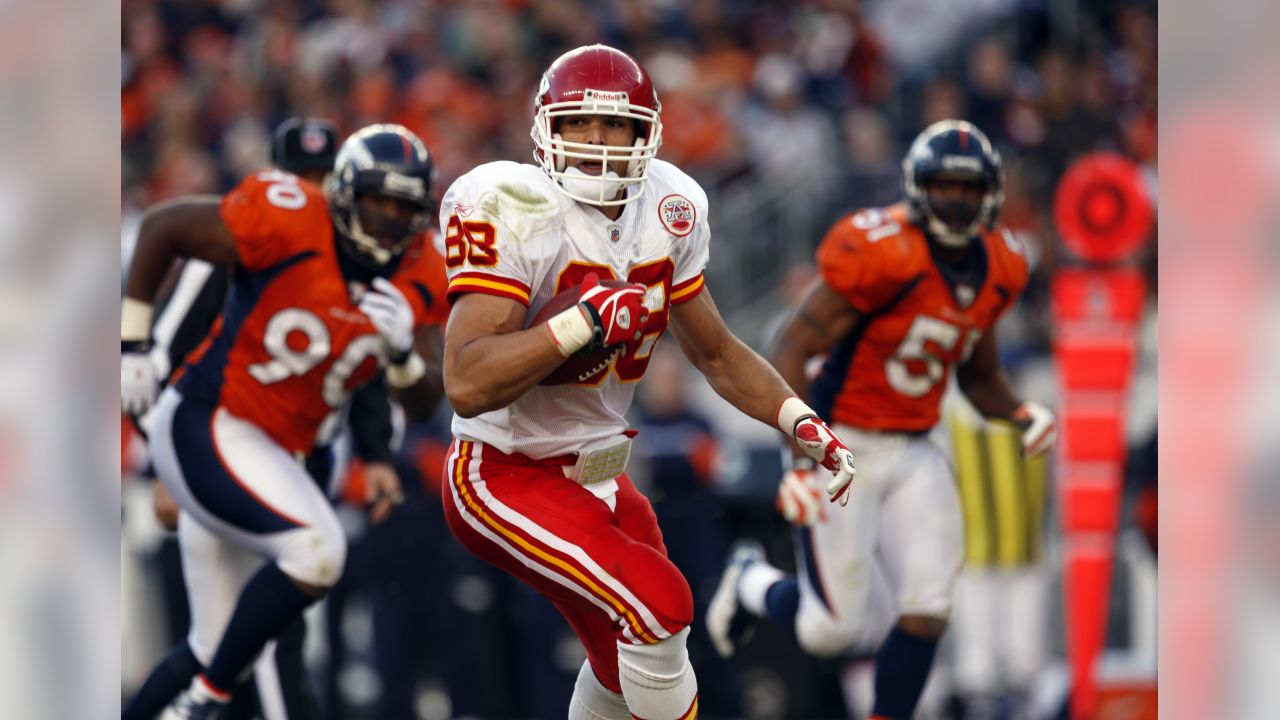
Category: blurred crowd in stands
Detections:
[{"x1": 122, "y1": 0, "x2": 1156, "y2": 295}]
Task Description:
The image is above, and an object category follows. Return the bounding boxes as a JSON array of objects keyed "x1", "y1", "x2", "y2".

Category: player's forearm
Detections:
[
  {"x1": 350, "y1": 381, "x2": 395, "y2": 463},
  {"x1": 697, "y1": 335, "x2": 798, "y2": 430},
  {"x1": 444, "y1": 327, "x2": 566, "y2": 417},
  {"x1": 959, "y1": 371, "x2": 1021, "y2": 421},
  {"x1": 392, "y1": 366, "x2": 444, "y2": 420},
  {"x1": 767, "y1": 342, "x2": 812, "y2": 405}
]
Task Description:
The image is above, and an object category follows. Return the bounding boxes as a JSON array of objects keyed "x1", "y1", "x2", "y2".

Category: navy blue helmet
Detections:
[
  {"x1": 326, "y1": 123, "x2": 436, "y2": 267},
  {"x1": 902, "y1": 120, "x2": 1004, "y2": 247}
]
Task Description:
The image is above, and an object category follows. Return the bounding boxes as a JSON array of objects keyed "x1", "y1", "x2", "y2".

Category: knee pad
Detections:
[
  {"x1": 617, "y1": 544, "x2": 693, "y2": 632},
  {"x1": 275, "y1": 516, "x2": 347, "y2": 588},
  {"x1": 617, "y1": 627, "x2": 690, "y2": 678},
  {"x1": 616, "y1": 629, "x2": 698, "y2": 720}
]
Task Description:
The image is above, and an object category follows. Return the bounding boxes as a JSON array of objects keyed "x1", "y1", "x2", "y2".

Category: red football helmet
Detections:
[{"x1": 531, "y1": 44, "x2": 663, "y2": 207}]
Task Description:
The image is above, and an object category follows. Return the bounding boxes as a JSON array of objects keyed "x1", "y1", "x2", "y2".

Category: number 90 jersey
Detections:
[
  {"x1": 812, "y1": 203, "x2": 1029, "y2": 432},
  {"x1": 438, "y1": 159, "x2": 710, "y2": 459},
  {"x1": 175, "y1": 170, "x2": 449, "y2": 454}
]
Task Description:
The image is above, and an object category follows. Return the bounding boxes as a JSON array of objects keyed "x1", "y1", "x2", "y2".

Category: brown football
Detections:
[{"x1": 531, "y1": 279, "x2": 632, "y2": 385}]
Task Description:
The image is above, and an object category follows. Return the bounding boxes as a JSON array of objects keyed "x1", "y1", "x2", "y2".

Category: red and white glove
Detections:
[
  {"x1": 1012, "y1": 401, "x2": 1056, "y2": 458},
  {"x1": 776, "y1": 464, "x2": 826, "y2": 526},
  {"x1": 546, "y1": 273, "x2": 650, "y2": 356},
  {"x1": 777, "y1": 397, "x2": 856, "y2": 506},
  {"x1": 577, "y1": 274, "x2": 649, "y2": 349}
]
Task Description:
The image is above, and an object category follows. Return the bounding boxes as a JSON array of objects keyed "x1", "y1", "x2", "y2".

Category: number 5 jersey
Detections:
[
  {"x1": 811, "y1": 203, "x2": 1029, "y2": 432},
  {"x1": 438, "y1": 159, "x2": 711, "y2": 459}
]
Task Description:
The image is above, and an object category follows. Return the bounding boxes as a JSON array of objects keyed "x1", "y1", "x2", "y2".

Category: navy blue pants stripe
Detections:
[
  {"x1": 796, "y1": 525, "x2": 833, "y2": 613},
  {"x1": 170, "y1": 400, "x2": 304, "y2": 535}
]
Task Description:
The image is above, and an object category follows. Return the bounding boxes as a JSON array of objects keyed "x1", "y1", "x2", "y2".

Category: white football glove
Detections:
[
  {"x1": 121, "y1": 347, "x2": 160, "y2": 416},
  {"x1": 359, "y1": 277, "x2": 416, "y2": 359},
  {"x1": 1013, "y1": 401, "x2": 1056, "y2": 458},
  {"x1": 793, "y1": 416, "x2": 857, "y2": 506},
  {"x1": 776, "y1": 466, "x2": 826, "y2": 526}
]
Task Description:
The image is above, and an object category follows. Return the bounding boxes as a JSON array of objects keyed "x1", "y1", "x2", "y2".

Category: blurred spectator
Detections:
[{"x1": 739, "y1": 54, "x2": 841, "y2": 214}]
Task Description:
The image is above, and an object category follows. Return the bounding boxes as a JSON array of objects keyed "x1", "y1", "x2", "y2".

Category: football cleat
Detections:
[
  {"x1": 160, "y1": 681, "x2": 228, "y2": 720},
  {"x1": 706, "y1": 540, "x2": 767, "y2": 659}
]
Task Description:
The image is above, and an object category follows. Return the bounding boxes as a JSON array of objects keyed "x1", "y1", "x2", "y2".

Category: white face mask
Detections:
[{"x1": 559, "y1": 165, "x2": 622, "y2": 205}]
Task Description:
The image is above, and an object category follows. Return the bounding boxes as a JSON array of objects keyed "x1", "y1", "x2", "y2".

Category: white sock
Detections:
[
  {"x1": 568, "y1": 660, "x2": 630, "y2": 720},
  {"x1": 738, "y1": 562, "x2": 785, "y2": 617},
  {"x1": 617, "y1": 628, "x2": 698, "y2": 719}
]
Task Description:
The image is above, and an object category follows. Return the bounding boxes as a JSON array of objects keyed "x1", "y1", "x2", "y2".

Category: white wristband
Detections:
[
  {"x1": 545, "y1": 305, "x2": 594, "y2": 357},
  {"x1": 122, "y1": 297, "x2": 154, "y2": 342},
  {"x1": 386, "y1": 352, "x2": 426, "y2": 388},
  {"x1": 777, "y1": 396, "x2": 818, "y2": 438}
]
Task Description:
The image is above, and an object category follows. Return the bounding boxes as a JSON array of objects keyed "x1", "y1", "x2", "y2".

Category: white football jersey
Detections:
[{"x1": 439, "y1": 159, "x2": 711, "y2": 459}]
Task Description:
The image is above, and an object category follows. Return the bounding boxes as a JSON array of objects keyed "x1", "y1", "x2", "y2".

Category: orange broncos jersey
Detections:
[
  {"x1": 810, "y1": 203, "x2": 1028, "y2": 432},
  {"x1": 175, "y1": 170, "x2": 448, "y2": 453}
]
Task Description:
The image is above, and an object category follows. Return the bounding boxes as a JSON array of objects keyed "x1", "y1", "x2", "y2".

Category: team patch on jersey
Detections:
[
  {"x1": 658, "y1": 194, "x2": 696, "y2": 237},
  {"x1": 453, "y1": 201, "x2": 474, "y2": 218}
]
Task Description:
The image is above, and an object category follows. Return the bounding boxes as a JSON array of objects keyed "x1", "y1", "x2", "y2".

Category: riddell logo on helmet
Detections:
[
  {"x1": 658, "y1": 195, "x2": 696, "y2": 237},
  {"x1": 583, "y1": 89, "x2": 630, "y2": 104}
]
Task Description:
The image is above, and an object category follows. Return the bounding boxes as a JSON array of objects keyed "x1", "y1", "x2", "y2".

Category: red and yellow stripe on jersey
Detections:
[{"x1": 446, "y1": 271, "x2": 532, "y2": 306}]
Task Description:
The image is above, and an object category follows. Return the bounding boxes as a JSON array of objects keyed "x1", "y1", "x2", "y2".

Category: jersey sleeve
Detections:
[
  {"x1": 437, "y1": 164, "x2": 559, "y2": 307},
  {"x1": 219, "y1": 172, "x2": 325, "y2": 272},
  {"x1": 815, "y1": 212, "x2": 904, "y2": 314},
  {"x1": 989, "y1": 226, "x2": 1031, "y2": 319},
  {"x1": 395, "y1": 231, "x2": 451, "y2": 327},
  {"x1": 669, "y1": 183, "x2": 710, "y2": 306}
]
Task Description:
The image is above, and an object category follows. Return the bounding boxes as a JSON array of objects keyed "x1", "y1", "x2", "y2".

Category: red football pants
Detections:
[{"x1": 443, "y1": 439, "x2": 693, "y2": 692}]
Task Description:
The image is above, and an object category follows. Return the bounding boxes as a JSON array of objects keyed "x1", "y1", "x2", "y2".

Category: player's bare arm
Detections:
[
  {"x1": 669, "y1": 290, "x2": 798, "y2": 426},
  {"x1": 769, "y1": 279, "x2": 863, "y2": 406},
  {"x1": 121, "y1": 198, "x2": 242, "y2": 415},
  {"x1": 955, "y1": 330, "x2": 1021, "y2": 421},
  {"x1": 392, "y1": 324, "x2": 446, "y2": 419},
  {"x1": 124, "y1": 198, "x2": 240, "y2": 304},
  {"x1": 957, "y1": 329, "x2": 1056, "y2": 457},
  {"x1": 670, "y1": 289, "x2": 858, "y2": 503},
  {"x1": 443, "y1": 292, "x2": 570, "y2": 417}
]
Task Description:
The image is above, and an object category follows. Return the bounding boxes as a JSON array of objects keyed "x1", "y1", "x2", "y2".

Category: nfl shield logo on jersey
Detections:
[
  {"x1": 956, "y1": 284, "x2": 975, "y2": 308},
  {"x1": 608, "y1": 224, "x2": 622, "y2": 243},
  {"x1": 658, "y1": 194, "x2": 696, "y2": 237}
]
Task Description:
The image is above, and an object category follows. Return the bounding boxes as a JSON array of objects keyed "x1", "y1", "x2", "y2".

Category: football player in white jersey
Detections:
[{"x1": 436, "y1": 44, "x2": 858, "y2": 720}]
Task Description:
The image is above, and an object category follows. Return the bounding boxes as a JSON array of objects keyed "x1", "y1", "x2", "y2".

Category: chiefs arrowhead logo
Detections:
[{"x1": 658, "y1": 194, "x2": 696, "y2": 237}]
